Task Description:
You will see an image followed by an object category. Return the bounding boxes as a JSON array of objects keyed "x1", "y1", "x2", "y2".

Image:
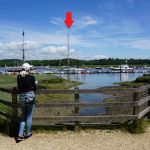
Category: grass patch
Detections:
[
  {"x1": 127, "y1": 119, "x2": 150, "y2": 134},
  {"x1": 115, "y1": 74, "x2": 150, "y2": 88},
  {"x1": 143, "y1": 74, "x2": 150, "y2": 76},
  {"x1": 115, "y1": 81, "x2": 147, "y2": 88},
  {"x1": 34, "y1": 74, "x2": 81, "y2": 90},
  {"x1": 0, "y1": 117, "x2": 8, "y2": 133},
  {"x1": 0, "y1": 74, "x2": 17, "y2": 88},
  {"x1": 103, "y1": 98, "x2": 114, "y2": 103},
  {"x1": 32, "y1": 125, "x2": 75, "y2": 134},
  {"x1": 41, "y1": 77, "x2": 64, "y2": 84},
  {"x1": 135, "y1": 76, "x2": 150, "y2": 83}
]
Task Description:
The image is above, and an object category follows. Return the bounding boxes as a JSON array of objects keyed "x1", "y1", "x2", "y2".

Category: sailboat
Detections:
[{"x1": 5, "y1": 31, "x2": 36, "y2": 74}]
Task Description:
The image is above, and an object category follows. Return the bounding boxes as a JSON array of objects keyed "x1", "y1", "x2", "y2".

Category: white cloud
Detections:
[
  {"x1": 0, "y1": 40, "x2": 41, "y2": 59},
  {"x1": 74, "y1": 16, "x2": 99, "y2": 29},
  {"x1": 0, "y1": 23, "x2": 84, "y2": 60},
  {"x1": 130, "y1": 39, "x2": 150, "y2": 50},
  {"x1": 82, "y1": 16, "x2": 98, "y2": 26},
  {"x1": 50, "y1": 17, "x2": 64, "y2": 28},
  {"x1": 0, "y1": 23, "x2": 82, "y2": 46},
  {"x1": 103, "y1": 19, "x2": 143, "y2": 35},
  {"x1": 50, "y1": 15, "x2": 99, "y2": 30},
  {"x1": 42, "y1": 46, "x2": 75, "y2": 58},
  {"x1": 93, "y1": 54, "x2": 108, "y2": 59},
  {"x1": 51, "y1": 18, "x2": 63, "y2": 26},
  {"x1": 0, "y1": 42, "x2": 19, "y2": 50},
  {"x1": 0, "y1": 41, "x2": 40, "y2": 50},
  {"x1": 24, "y1": 41, "x2": 40, "y2": 49}
]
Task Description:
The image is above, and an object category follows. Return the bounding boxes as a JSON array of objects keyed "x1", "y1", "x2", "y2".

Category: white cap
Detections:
[{"x1": 22, "y1": 63, "x2": 32, "y2": 71}]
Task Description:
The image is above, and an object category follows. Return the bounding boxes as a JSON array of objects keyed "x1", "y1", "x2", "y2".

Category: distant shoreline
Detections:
[{"x1": 0, "y1": 58, "x2": 150, "y2": 67}]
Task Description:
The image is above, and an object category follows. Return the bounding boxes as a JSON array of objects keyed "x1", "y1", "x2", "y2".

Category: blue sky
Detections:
[{"x1": 0, "y1": 0, "x2": 150, "y2": 60}]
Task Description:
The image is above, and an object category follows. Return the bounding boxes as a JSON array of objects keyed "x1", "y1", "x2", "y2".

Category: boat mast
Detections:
[
  {"x1": 22, "y1": 31, "x2": 25, "y2": 64},
  {"x1": 67, "y1": 32, "x2": 70, "y2": 71}
]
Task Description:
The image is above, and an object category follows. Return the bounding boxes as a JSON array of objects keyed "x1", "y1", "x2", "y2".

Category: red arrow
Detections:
[{"x1": 64, "y1": 12, "x2": 74, "y2": 29}]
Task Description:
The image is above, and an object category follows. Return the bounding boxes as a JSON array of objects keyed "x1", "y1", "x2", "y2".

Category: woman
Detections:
[{"x1": 16, "y1": 63, "x2": 36, "y2": 143}]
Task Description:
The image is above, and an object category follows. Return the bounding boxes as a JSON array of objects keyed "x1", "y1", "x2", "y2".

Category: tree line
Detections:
[{"x1": 0, "y1": 58, "x2": 150, "y2": 67}]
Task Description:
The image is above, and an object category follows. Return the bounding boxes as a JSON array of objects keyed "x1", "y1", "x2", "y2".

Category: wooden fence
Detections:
[{"x1": 0, "y1": 85, "x2": 150, "y2": 136}]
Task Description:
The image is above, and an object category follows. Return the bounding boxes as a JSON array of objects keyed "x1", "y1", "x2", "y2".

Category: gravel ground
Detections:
[{"x1": 1, "y1": 128, "x2": 150, "y2": 150}]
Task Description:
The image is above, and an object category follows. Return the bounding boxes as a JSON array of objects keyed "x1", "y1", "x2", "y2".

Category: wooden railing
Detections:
[{"x1": 0, "y1": 85, "x2": 150, "y2": 136}]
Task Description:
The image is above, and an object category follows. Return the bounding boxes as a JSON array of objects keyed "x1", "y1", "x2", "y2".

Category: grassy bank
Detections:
[
  {"x1": 0, "y1": 74, "x2": 80, "y2": 89},
  {"x1": 114, "y1": 74, "x2": 150, "y2": 88}
]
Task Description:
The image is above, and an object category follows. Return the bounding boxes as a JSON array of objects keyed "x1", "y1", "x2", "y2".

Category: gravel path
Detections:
[{"x1": 1, "y1": 128, "x2": 150, "y2": 150}]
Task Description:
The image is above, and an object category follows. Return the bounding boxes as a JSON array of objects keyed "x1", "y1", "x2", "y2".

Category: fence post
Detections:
[
  {"x1": 9, "y1": 87, "x2": 18, "y2": 137},
  {"x1": 133, "y1": 91, "x2": 140, "y2": 125},
  {"x1": 147, "y1": 88, "x2": 150, "y2": 119},
  {"x1": 74, "y1": 87, "x2": 80, "y2": 130}
]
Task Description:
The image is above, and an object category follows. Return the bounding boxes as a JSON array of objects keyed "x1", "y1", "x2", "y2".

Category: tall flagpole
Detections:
[
  {"x1": 22, "y1": 31, "x2": 25, "y2": 64},
  {"x1": 64, "y1": 12, "x2": 74, "y2": 74},
  {"x1": 67, "y1": 31, "x2": 70, "y2": 72}
]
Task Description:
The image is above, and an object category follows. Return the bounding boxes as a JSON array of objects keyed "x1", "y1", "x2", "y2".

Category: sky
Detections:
[{"x1": 0, "y1": 0, "x2": 150, "y2": 60}]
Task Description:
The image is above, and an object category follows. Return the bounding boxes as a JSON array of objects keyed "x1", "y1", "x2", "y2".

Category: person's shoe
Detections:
[
  {"x1": 24, "y1": 133, "x2": 32, "y2": 139},
  {"x1": 16, "y1": 136, "x2": 24, "y2": 143}
]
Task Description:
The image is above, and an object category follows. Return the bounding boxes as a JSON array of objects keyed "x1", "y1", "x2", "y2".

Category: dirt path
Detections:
[{"x1": 1, "y1": 128, "x2": 150, "y2": 150}]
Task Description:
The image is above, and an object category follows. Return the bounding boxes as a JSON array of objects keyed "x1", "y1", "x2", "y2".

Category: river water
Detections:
[
  {"x1": 57, "y1": 73, "x2": 143, "y2": 89},
  {"x1": 57, "y1": 73, "x2": 143, "y2": 115}
]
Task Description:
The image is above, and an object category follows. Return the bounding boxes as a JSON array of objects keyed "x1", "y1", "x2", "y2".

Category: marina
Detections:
[{"x1": 0, "y1": 65, "x2": 150, "y2": 75}]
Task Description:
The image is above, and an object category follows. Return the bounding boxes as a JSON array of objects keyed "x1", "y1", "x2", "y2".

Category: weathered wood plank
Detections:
[
  {"x1": 133, "y1": 92, "x2": 140, "y2": 125},
  {"x1": 133, "y1": 92, "x2": 140, "y2": 115},
  {"x1": 0, "y1": 110, "x2": 12, "y2": 119},
  {"x1": 0, "y1": 99, "x2": 13, "y2": 107},
  {"x1": 36, "y1": 88, "x2": 135, "y2": 95},
  {"x1": 36, "y1": 89, "x2": 74, "y2": 94},
  {"x1": 74, "y1": 87, "x2": 80, "y2": 113},
  {"x1": 138, "y1": 96, "x2": 150, "y2": 106},
  {"x1": 77, "y1": 89, "x2": 114, "y2": 94},
  {"x1": 1, "y1": 85, "x2": 150, "y2": 94},
  {"x1": 35, "y1": 101, "x2": 136, "y2": 108},
  {"x1": 138, "y1": 106, "x2": 150, "y2": 119},
  {"x1": 33, "y1": 115, "x2": 138, "y2": 122},
  {"x1": 11, "y1": 87, "x2": 18, "y2": 119},
  {"x1": 135, "y1": 84, "x2": 150, "y2": 92},
  {"x1": 147, "y1": 88, "x2": 150, "y2": 119},
  {"x1": 10, "y1": 87, "x2": 18, "y2": 137},
  {"x1": 0, "y1": 87, "x2": 12, "y2": 93},
  {"x1": 74, "y1": 87, "x2": 80, "y2": 130}
]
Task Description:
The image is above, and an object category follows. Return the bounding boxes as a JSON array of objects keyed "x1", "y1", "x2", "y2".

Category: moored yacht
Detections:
[
  {"x1": 60, "y1": 67, "x2": 86, "y2": 74},
  {"x1": 109, "y1": 65, "x2": 134, "y2": 73}
]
